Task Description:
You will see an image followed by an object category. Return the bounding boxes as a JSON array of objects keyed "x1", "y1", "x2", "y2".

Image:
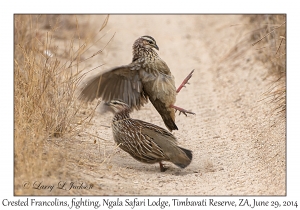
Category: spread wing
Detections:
[{"x1": 79, "y1": 65, "x2": 148, "y2": 109}]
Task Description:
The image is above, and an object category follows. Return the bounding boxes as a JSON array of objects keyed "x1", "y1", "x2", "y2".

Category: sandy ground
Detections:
[{"x1": 34, "y1": 15, "x2": 285, "y2": 195}]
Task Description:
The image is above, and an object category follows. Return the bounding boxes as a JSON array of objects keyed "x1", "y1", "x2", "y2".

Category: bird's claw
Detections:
[
  {"x1": 173, "y1": 106, "x2": 195, "y2": 116},
  {"x1": 176, "y1": 69, "x2": 194, "y2": 93}
]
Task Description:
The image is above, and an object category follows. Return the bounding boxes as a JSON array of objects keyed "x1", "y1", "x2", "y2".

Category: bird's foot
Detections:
[
  {"x1": 176, "y1": 69, "x2": 194, "y2": 93},
  {"x1": 159, "y1": 162, "x2": 168, "y2": 172},
  {"x1": 170, "y1": 105, "x2": 195, "y2": 116}
]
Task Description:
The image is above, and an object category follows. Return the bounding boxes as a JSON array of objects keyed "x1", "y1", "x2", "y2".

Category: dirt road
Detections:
[{"x1": 53, "y1": 15, "x2": 285, "y2": 195}]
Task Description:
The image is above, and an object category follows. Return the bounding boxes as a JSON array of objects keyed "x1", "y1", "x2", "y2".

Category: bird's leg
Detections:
[
  {"x1": 159, "y1": 161, "x2": 168, "y2": 172},
  {"x1": 176, "y1": 69, "x2": 194, "y2": 93},
  {"x1": 172, "y1": 70, "x2": 195, "y2": 116},
  {"x1": 170, "y1": 105, "x2": 195, "y2": 116}
]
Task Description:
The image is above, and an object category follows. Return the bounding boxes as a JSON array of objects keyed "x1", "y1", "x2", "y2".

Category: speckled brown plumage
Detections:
[
  {"x1": 79, "y1": 35, "x2": 194, "y2": 131},
  {"x1": 107, "y1": 100, "x2": 193, "y2": 172}
]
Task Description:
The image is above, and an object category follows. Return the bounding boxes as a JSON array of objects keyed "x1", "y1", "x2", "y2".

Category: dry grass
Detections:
[
  {"x1": 248, "y1": 15, "x2": 286, "y2": 118},
  {"x1": 14, "y1": 15, "x2": 109, "y2": 195}
]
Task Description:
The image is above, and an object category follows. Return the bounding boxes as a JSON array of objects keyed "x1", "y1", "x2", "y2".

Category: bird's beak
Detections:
[{"x1": 154, "y1": 44, "x2": 159, "y2": 51}]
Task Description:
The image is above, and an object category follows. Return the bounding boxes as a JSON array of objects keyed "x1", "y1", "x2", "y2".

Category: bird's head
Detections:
[
  {"x1": 135, "y1": 35, "x2": 159, "y2": 51},
  {"x1": 105, "y1": 99, "x2": 131, "y2": 113}
]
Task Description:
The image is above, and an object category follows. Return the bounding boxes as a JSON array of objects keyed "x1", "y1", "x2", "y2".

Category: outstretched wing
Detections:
[{"x1": 79, "y1": 65, "x2": 148, "y2": 109}]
